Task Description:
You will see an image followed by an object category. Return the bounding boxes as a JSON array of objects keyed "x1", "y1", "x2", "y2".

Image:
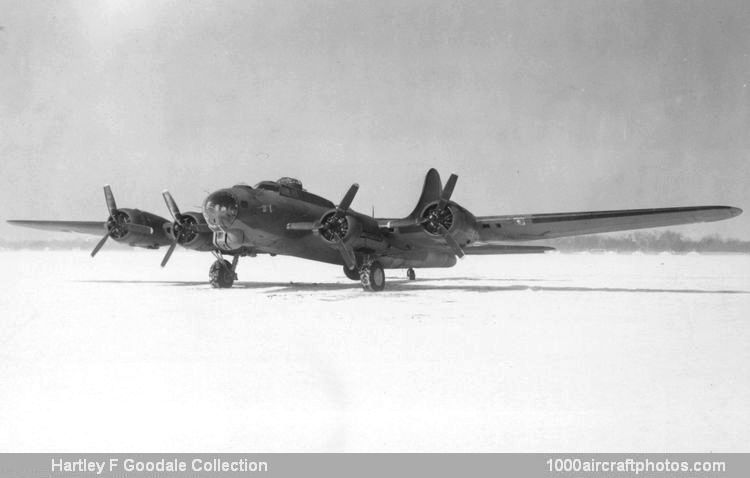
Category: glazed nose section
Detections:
[{"x1": 203, "y1": 190, "x2": 239, "y2": 230}]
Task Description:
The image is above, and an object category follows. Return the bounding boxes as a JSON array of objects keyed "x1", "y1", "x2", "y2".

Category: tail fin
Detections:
[{"x1": 408, "y1": 169, "x2": 442, "y2": 219}]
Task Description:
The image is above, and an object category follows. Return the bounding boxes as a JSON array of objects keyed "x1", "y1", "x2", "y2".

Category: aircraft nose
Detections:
[{"x1": 203, "y1": 189, "x2": 239, "y2": 230}]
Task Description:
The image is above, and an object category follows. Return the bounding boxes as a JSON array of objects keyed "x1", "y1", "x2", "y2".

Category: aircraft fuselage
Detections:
[{"x1": 201, "y1": 181, "x2": 468, "y2": 269}]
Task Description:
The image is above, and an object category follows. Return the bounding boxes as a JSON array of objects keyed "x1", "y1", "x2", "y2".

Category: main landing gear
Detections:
[
  {"x1": 359, "y1": 261, "x2": 386, "y2": 292},
  {"x1": 344, "y1": 263, "x2": 413, "y2": 291},
  {"x1": 343, "y1": 262, "x2": 386, "y2": 291},
  {"x1": 210, "y1": 253, "x2": 239, "y2": 288}
]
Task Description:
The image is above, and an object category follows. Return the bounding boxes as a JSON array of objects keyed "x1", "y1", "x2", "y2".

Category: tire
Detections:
[
  {"x1": 209, "y1": 259, "x2": 235, "y2": 288},
  {"x1": 407, "y1": 268, "x2": 416, "y2": 281},
  {"x1": 343, "y1": 265, "x2": 360, "y2": 281},
  {"x1": 360, "y1": 261, "x2": 386, "y2": 292}
]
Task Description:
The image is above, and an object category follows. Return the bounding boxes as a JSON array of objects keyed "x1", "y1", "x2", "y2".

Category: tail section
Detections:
[{"x1": 408, "y1": 168, "x2": 442, "y2": 219}]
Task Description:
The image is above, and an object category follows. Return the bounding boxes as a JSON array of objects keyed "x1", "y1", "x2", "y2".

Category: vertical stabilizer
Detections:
[{"x1": 408, "y1": 169, "x2": 443, "y2": 219}]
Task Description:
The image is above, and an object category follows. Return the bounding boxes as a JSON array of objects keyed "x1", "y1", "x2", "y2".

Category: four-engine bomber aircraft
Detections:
[{"x1": 8, "y1": 169, "x2": 742, "y2": 291}]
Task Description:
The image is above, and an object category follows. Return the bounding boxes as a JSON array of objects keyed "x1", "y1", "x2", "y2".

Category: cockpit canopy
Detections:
[
  {"x1": 277, "y1": 177, "x2": 304, "y2": 190},
  {"x1": 252, "y1": 177, "x2": 333, "y2": 208},
  {"x1": 253, "y1": 177, "x2": 306, "y2": 192}
]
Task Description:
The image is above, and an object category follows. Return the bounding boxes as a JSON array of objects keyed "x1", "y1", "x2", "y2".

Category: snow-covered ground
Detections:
[{"x1": 0, "y1": 250, "x2": 748, "y2": 451}]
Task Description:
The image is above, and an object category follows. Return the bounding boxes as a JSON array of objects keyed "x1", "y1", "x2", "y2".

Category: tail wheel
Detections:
[
  {"x1": 343, "y1": 265, "x2": 360, "y2": 281},
  {"x1": 360, "y1": 261, "x2": 386, "y2": 292},
  {"x1": 407, "y1": 268, "x2": 416, "y2": 281},
  {"x1": 209, "y1": 259, "x2": 235, "y2": 288}
]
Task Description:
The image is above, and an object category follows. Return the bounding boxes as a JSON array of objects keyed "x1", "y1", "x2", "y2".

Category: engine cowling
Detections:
[
  {"x1": 109, "y1": 208, "x2": 172, "y2": 248},
  {"x1": 420, "y1": 202, "x2": 467, "y2": 236},
  {"x1": 166, "y1": 211, "x2": 214, "y2": 251},
  {"x1": 418, "y1": 200, "x2": 479, "y2": 257},
  {"x1": 317, "y1": 210, "x2": 363, "y2": 244}
]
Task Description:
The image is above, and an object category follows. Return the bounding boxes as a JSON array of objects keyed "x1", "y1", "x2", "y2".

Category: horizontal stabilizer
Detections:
[{"x1": 7, "y1": 220, "x2": 105, "y2": 236}]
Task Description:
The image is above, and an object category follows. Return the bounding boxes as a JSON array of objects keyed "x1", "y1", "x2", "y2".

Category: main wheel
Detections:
[
  {"x1": 407, "y1": 268, "x2": 416, "y2": 281},
  {"x1": 209, "y1": 259, "x2": 235, "y2": 288},
  {"x1": 360, "y1": 261, "x2": 386, "y2": 292},
  {"x1": 343, "y1": 265, "x2": 360, "y2": 281}
]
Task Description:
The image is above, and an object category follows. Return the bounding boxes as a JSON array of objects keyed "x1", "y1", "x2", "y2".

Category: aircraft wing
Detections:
[
  {"x1": 476, "y1": 206, "x2": 742, "y2": 242},
  {"x1": 7, "y1": 220, "x2": 105, "y2": 236}
]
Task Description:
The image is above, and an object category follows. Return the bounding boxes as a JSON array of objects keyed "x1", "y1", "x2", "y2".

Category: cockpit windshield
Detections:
[{"x1": 254, "y1": 181, "x2": 280, "y2": 191}]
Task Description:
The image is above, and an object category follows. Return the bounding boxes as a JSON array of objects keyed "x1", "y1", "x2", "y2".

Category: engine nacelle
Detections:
[
  {"x1": 420, "y1": 202, "x2": 468, "y2": 235},
  {"x1": 166, "y1": 211, "x2": 214, "y2": 251},
  {"x1": 419, "y1": 201, "x2": 479, "y2": 248},
  {"x1": 316, "y1": 210, "x2": 388, "y2": 254},
  {"x1": 111, "y1": 208, "x2": 172, "y2": 248},
  {"x1": 318, "y1": 211, "x2": 363, "y2": 244}
]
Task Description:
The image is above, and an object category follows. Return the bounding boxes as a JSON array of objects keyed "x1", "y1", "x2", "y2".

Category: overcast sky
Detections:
[{"x1": 1, "y1": 0, "x2": 748, "y2": 241}]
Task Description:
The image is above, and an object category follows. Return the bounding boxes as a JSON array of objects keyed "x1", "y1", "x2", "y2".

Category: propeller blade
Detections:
[
  {"x1": 286, "y1": 221, "x2": 317, "y2": 231},
  {"x1": 336, "y1": 183, "x2": 360, "y2": 214},
  {"x1": 334, "y1": 236, "x2": 357, "y2": 270},
  {"x1": 125, "y1": 224, "x2": 154, "y2": 235},
  {"x1": 160, "y1": 242, "x2": 177, "y2": 268},
  {"x1": 162, "y1": 190, "x2": 182, "y2": 220},
  {"x1": 438, "y1": 224, "x2": 465, "y2": 258},
  {"x1": 438, "y1": 174, "x2": 458, "y2": 210},
  {"x1": 91, "y1": 233, "x2": 109, "y2": 257},
  {"x1": 103, "y1": 184, "x2": 117, "y2": 215}
]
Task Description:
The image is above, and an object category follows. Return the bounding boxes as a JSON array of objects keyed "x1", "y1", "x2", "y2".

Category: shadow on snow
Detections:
[{"x1": 74, "y1": 278, "x2": 750, "y2": 295}]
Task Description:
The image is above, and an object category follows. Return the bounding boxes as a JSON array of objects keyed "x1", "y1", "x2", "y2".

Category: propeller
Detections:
[
  {"x1": 419, "y1": 173, "x2": 465, "y2": 258},
  {"x1": 321, "y1": 184, "x2": 359, "y2": 270},
  {"x1": 160, "y1": 190, "x2": 212, "y2": 267},
  {"x1": 286, "y1": 183, "x2": 360, "y2": 270},
  {"x1": 91, "y1": 185, "x2": 154, "y2": 258}
]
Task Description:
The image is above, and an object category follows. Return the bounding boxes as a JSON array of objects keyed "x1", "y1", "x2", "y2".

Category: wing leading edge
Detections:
[
  {"x1": 477, "y1": 206, "x2": 742, "y2": 242},
  {"x1": 6, "y1": 220, "x2": 105, "y2": 236}
]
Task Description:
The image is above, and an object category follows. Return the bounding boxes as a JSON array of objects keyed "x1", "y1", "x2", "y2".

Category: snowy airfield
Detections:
[{"x1": 0, "y1": 250, "x2": 748, "y2": 451}]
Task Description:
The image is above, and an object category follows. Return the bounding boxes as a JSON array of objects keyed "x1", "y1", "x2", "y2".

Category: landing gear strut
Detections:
[
  {"x1": 343, "y1": 265, "x2": 360, "y2": 281},
  {"x1": 210, "y1": 253, "x2": 238, "y2": 288},
  {"x1": 407, "y1": 268, "x2": 416, "y2": 281},
  {"x1": 359, "y1": 261, "x2": 386, "y2": 292}
]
